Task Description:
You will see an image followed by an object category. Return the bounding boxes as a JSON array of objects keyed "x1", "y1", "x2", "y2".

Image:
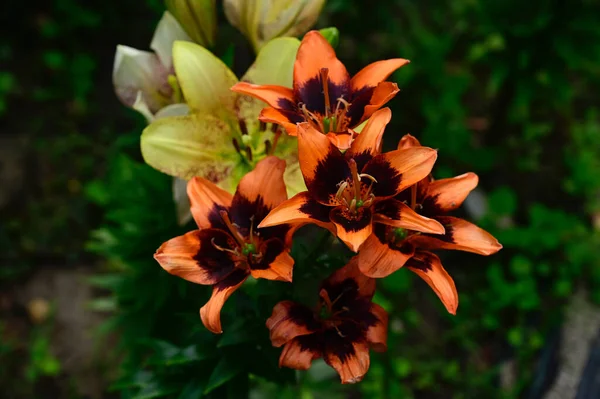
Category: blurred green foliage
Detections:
[{"x1": 3, "y1": 0, "x2": 600, "y2": 398}]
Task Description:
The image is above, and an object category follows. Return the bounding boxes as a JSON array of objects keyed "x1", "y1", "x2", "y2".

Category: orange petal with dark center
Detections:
[
  {"x1": 424, "y1": 173, "x2": 479, "y2": 213},
  {"x1": 279, "y1": 335, "x2": 322, "y2": 370},
  {"x1": 397, "y1": 133, "x2": 421, "y2": 149},
  {"x1": 362, "y1": 146, "x2": 437, "y2": 198},
  {"x1": 330, "y1": 206, "x2": 373, "y2": 252},
  {"x1": 200, "y1": 269, "x2": 248, "y2": 333},
  {"x1": 266, "y1": 301, "x2": 320, "y2": 347},
  {"x1": 326, "y1": 131, "x2": 354, "y2": 151},
  {"x1": 233, "y1": 156, "x2": 287, "y2": 217},
  {"x1": 294, "y1": 31, "x2": 349, "y2": 93},
  {"x1": 358, "y1": 227, "x2": 414, "y2": 278},
  {"x1": 258, "y1": 191, "x2": 335, "y2": 233},
  {"x1": 325, "y1": 256, "x2": 376, "y2": 299},
  {"x1": 249, "y1": 238, "x2": 294, "y2": 282},
  {"x1": 366, "y1": 303, "x2": 389, "y2": 352},
  {"x1": 230, "y1": 82, "x2": 295, "y2": 109},
  {"x1": 187, "y1": 177, "x2": 233, "y2": 229},
  {"x1": 346, "y1": 107, "x2": 391, "y2": 167},
  {"x1": 297, "y1": 123, "x2": 351, "y2": 204},
  {"x1": 361, "y1": 81, "x2": 400, "y2": 123},
  {"x1": 154, "y1": 229, "x2": 237, "y2": 285},
  {"x1": 350, "y1": 59, "x2": 410, "y2": 92},
  {"x1": 406, "y1": 251, "x2": 458, "y2": 315},
  {"x1": 324, "y1": 340, "x2": 371, "y2": 384},
  {"x1": 260, "y1": 107, "x2": 300, "y2": 136},
  {"x1": 374, "y1": 198, "x2": 445, "y2": 234},
  {"x1": 412, "y1": 216, "x2": 503, "y2": 255}
]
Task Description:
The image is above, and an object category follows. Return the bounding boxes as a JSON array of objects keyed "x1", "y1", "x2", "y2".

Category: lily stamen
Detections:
[
  {"x1": 320, "y1": 68, "x2": 331, "y2": 116},
  {"x1": 210, "y1": 237, "x2": 238, "y2": 255},
  {"x1": 335, "y1": 181, "x2": 349, "y2": 200},
  {"x1": 348, "y1": 159, "x2": 362, "y2": 200},
  {"x1": 219, "y1": 210, "x2": 246, "y2": 247}
]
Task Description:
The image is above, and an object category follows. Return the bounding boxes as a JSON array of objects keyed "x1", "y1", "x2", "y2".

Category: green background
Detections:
[{"x1": 1, "y1": 0, "x2": 600, "y2": 398}]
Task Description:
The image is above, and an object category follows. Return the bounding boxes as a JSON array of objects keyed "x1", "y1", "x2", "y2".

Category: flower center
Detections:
[
  {"x1": 334, "y1": 158, "x2": 377, "y2": 214},
  {"x1": 393, "y1": 228, "x2": 409, "y2": 241},
  {"x1": 298, "y1": 68, "x2": 351, "y2": 134},
  {"x1": 212, "y1": 211, "x2": 263, "y2": 265},
  {"x1": 231, "y1": 120, "x2": 282, "y2": 164}
]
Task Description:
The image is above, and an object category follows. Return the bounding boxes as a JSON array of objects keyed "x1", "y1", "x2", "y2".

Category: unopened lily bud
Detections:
[
  {"x1": 224, "y1": 0, "x2": 325, "y2": 52},
  {"x1": 166, "y1": 0, "x2": 217, "y2": 47}
]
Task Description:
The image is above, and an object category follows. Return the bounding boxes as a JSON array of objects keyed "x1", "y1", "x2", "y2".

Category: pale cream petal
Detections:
[
  {"x1": 172, "y1": 177, "x2": 193, "y2": 226},
  {"x1": 113, "y1": 45, "x2": 171, "y2": 112},
  {"x1": 172, "y1": 41, "x2": 239, "y2": 115},
  {"x1": 154, "y1": 103, "x2": 190, "y2": 119},
  {"x1": 141, "y1": 113, "x2": 238, "y2": 181},
  {"x1": 150, "y1": 11, "x2": 192, "y2": 69},
  {"x1": 241, "y1": 37, "x2": 300, "y2": 87}
]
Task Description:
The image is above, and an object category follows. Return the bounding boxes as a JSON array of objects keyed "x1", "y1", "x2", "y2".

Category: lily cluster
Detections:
[{"x1": 153, "y1": 31, "x2": 502, "y2": 383}]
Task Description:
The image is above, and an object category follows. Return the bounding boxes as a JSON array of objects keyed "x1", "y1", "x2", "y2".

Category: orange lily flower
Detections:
[
  {"x1": 266, "y1": 258, "x2": 388, "y2": 384},
  {"x1": 231, "y1": 30, "x2": 409, "y2": 149},
  {"x1": 258, "y1": 108, "x2": 439, "y2": 252},
  {"x1": 358, "y1": 135, "x2": 503, "y2": 314},
  {"x1": 154, "y1": 157, "x2": 294, "y2": 333}
]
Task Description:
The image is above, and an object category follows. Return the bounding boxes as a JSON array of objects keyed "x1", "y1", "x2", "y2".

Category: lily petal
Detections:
[
  {"x1": 155, "y1": 229, "x2": 237, "y2": 285},
  {"x1": 362, "y1": 147, "x2": 437, "y2": 198},
  {"x1": 242, "y1": 37, "x2": 301, "y2": 87},
  {"x1": 324, "y1": 338, "x2": 370, "y2": 384},
  {"x1": 231, "y1": 83, "x2": 295, "y2": 110},
  {"x1": 141, "y1": 113, "x2": 237, "y2": 182},
  {"x1": 173, "y1": 41, "x2": 238, "y2": 115},
  {"x1": 172, "y1": 177, "x2": 192, "y2": 226},
  {"x1": 113, "y1": 45, "x2": 170, "y2": 112},
  {"x1": 259, "y1": 107, "x2": 303, "y2": 135},
  {"x1": 397, "y1": 133, "x2": 421, "y2": 149},
  {"x1": 200, "y1": 269, "x2": 249, "y2": 333},
  {"x1": 231, "y1": 156, "x2": 287, "y2": 224},
  {"x1": 329, "y1": 206, "x2": 373, "y2": 253},
  {"x1": 423, "y1": 173, "x2": 479, "y2": 214},
  {"x1": 279, "y1": 335, "x2": 322, "y2": 370},
  {"x1": 154, "y1": 103, "x2": 190, "y2": 119},
  {"x1": 358, "y1": 226, "x2": 414, "y2": 278},
  {"x1": 374, "y1": 199, "x2": 445, "y2": 234},
  {"x1": 350, "y1": 59, "x2": 409, "y2": 92},
  {"x1": 366, "y1": 303, "x2": 389, "y2": 352},
  {"x1": 361, "y1": 81, "x2": 400, "y2": 123},
  {"x1": 259, "y1": 192, "x2": 335, "y2": 233},
  {"x1": 406, "y1": 251, "x2": 458, "y2": 315},
  {"x1": 324, "y1": 256, "x2": 376, "y2": 299},
  {"x1": 412, "y1": 216, "x2": 503, "y2": 255},
  {"x1": 250, "y1": 238, "x2": 294, "y2": 282},
  {"x1": 150, "y1": 11, "x2": 192, "y2": 69},
  {"x1": 266, "y1": 301, "x2": 320, "y2": 347},
  {"x1": 345, "y1": 108, "x2": 391, "y2": 169},
  {"x1": 294, "y1": 31, "x2": 350, "y2": 111},
  {"x1": 297, "y1": 123, "x2": 351, "y2": 204},
  {"x1": 187, "y1": 175, "x2": 233, "y2": 230}
]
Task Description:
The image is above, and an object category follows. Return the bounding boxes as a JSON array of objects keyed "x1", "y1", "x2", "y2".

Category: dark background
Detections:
[{"x1": 2, "y1": 0, "x2": 600, "y2": 398}]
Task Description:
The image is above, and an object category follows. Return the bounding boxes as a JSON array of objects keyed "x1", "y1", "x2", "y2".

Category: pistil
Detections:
[
  {"x1": 320, "y1": 68, "x2": 331, "y2": 117},
  {"x1": 219, "y1": 210, "x2": 246, "y2": 247}
]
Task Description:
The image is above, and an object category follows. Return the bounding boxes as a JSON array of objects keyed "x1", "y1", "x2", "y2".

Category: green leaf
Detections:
[
  {"x1": 204, "y1": 355, "x2": 244, "y2": 394},
  {"x1": 319, "y1": 27, "x2": 340, "y2": 48}
]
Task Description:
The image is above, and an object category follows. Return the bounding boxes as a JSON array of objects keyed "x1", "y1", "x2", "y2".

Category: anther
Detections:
[
  {"x1": 232, "y1": 138, "x2": 241, "y2": 154},
  {"x1": 335, "y1": 181, "x2": 348, "y2": 199},
  {"x1": 259, "y1": 121, "x2": 267, "y2": 132},
  {"x1": 245, "y1": 146, "x2": 253, "y2": 162},
  {"x1": 238, "y1": 119, "x2": 248, "y2": 135}
]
